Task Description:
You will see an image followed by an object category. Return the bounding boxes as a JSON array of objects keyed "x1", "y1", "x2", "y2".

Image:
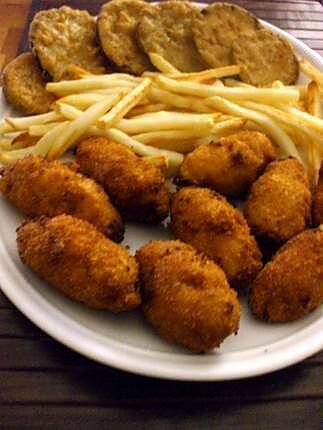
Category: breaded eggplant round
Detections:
[
  {"x1": 29, "y1": 6, "x2": 108, "y2": 81},
  {"x1": 249, "y1": 228, "x2": 323, "y2": 322},
  {"x1": 76, "y1": 137, "x2": 169, "y2": 224},
  {"x1": 192, "y1": 3, "x2": 261, "y2": 68},
  {"x1": 136, "y1": 240, "x2": 240, "y2": 352},
  {"x1": 97, "y1": 0, "x2": 153, "y2": 75},
  {"x1": 313, "y1": 165, "x2": 323, "y2": 227},
  {"x1": 178, "y1": 131, "x2": 276, "y2": 197},
  {"x1": 244, "y1": 158, "x2": 311, "y2": 243},
  {"x1": 2, "y1": 53, "x2": 55, "y2": 114},
  {"x1": 17, "y1": 215, "x2": 140, "y2": 312},
  {"x1": 137, "y1": 0, "x2": 206, "y2": 72},
  {"x1": 0, "y1": 156, "x2": 124, "y2": 242},
  {"x1": 232, "y1": 29, "x2": 299, "y2": 86},
  {"x1": 171, "y1": 187, "x2": 262, "y2": 286}
]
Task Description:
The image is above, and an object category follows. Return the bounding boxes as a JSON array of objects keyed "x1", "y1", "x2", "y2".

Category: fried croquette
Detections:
[
  {"x1": 97, "y1": 0, "x2": 153, "y2": 75},
  {"x1": 136, "y1": 240, "x2": 240, "y2": 352},
  {"x1": 192, "y1": 3, "x2": 261, "y2": 68},
  {"x1": 76, "y1": 137, "x2": 169, "y2": 224},
  {"x1": 171, "y1": 187, "x2": 262, "y2": 286},
  {"x1": 17, "y1": 215, "x2": 140, "y2": 312},
  {"x1": 2, "y1": 53, "x2": 55, "y2": 115},
  {"x1": 244, "y1": 158, "x2": 311, "y2": 243},
  {"x1": 29, "y1": 6, "x2": 108, "y2": 81},
  {"x1": 177, "y1": 131, "x2": 276, "y2": 197},
  {"x1": 249, "y1": 228, "x2": 323, "y2": 322},
  {"x1": 313, "y1": 165, "x2": 323, "y2": 227},
  {"x1": 137, "y1": 1, "x2": 206, "y2": 72},
  {"x1": 232, "y1": 29, "x2": 299, "y2": 86},
  {"x1": 0, "y1": 156, "x2": 124, "y2": 242}
]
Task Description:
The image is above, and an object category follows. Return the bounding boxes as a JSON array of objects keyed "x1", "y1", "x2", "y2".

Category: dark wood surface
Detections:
[{"x1": 1, "y1": 1, "x2": 323, "y2": 429}]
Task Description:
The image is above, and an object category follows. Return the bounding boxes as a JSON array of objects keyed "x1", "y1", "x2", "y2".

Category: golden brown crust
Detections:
[
  {"x1": 232, "y1": 29, "x2": 299, "y2": 86},
  {"x1": 97, "y1": 0, "x2": 153, "y2": 75},
  {"x1": 0, "y1": 156, "x2": 124, "y2": 242},
  {"x1": 76, "y1": 137, "x2": 170, "y2": 224},
  {"x1": 29, "y1": 6, "x2": 108, "y2": 81},
  {"x1": 244, "y1": 158, "x2": 311, "y2": 243},
  {"x1": 313, "y1": 165, "x2": 323, "y2": 227},
  {"x1": 2, "y1": 52, "x2": 55, "y2": 114},
  {"x1": 192, "y1": 3, "x2": 261, "y2": 68},
  {"x1": 136, "y1": 240, "x2": 240, "y2": 352},
  {"x1": 170, "y1": 187, "x2": 262, "y2": 286},
  {"x1": 249, "y1": 228, "x2": 323, "y2": 322},
  {"x1": 17, "y1": 215, "x2": 140, "y2": 312},
  {"x1": 178, "y1": 131, "x2": 276, "y2": 197},
  {"x1": 137, "y1": 0, "x2": 206, "y2": 72}
]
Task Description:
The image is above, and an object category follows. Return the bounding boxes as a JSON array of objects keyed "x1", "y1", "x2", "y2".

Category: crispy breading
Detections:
[
  {"x1": 76, "y1": 137, "x2": 170, "y2": 224},
  {"x1": 0, "y1": 156, "x2": 124, "y2": 242},
  {"x1": 178, "y1": 131, "x2": 276, "y2": 197},
  {"x1": 192, "y1": 3, "x2": 260, "y2": 68},
  {"x1": 136, "y1": 240, "x2": 240, "y2": 352},
  {"x1": 97, "y1": 0, "x2": 153, "y2": 75},
  {"x1": 29, "y1": 6, "x2": 108, "y2": 81},
  {"x1": 244, "y1": 158, "x2": 311, "y2": 243},
  {"x1": 170, "y1": 187, "x2": 262, "y2": 286},
  {"x1": 2, "y1": 53, "x2": 55, "y2": 114},
  {"x1": 232, "y1": 29, "x2": 299, "y2": 86},
  {"x1": 17, "y1": 215, "x2": 140, "y2": 311},
  {"x1": 249, "y1": 228, "x2": 323, "y2": 322},
  {"x1": 137, "y1": 0, "x2": 206, "y2": 72},
  {"x1": 313, "y1": 165, "x2": 323, "y2": 227}
]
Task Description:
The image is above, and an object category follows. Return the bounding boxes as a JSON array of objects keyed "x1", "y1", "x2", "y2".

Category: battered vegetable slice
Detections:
[
  {"x1": 137, "y1": 0, "x2": 206, "y2": 72},
  {"x1": 2, "y1": 53, "x2": 55, "y2": 114},
  {"x1": 97, "y1": 0, "x2": 153, "y2": 75},
  {"x1": 0, "y1": 156, "x2": 124, "y2": 242},
  {"x1": 232, "y1": 29, "x2": 299, "y2": 86},
  {"x1": 171, "y1": 187, "x2": 262, "y2": 286},
  {"x1": 244, "y1": 158, "x2": 311, "y2": 243},
  {"x1": 178, "y1": 131, "x2": 276, "y2": 197},
  {"x1": 29, "y1": 6, "x2": 108, "y2": 81},
  {"x1": 249, "y1": 228, "x2": 323, "y2": 322},
  {"x1": 313, "y1": 165, "x2": 323, "y2": 227},
  {"x1": 17, "y1": 215, "x2": 140, "y2": 312},
  {"x1": 136, "y1": 240, "x2": 240, "y2": 352},
  {"x1": 192, "y1": 3, "x2": 261, "y2": 68}
]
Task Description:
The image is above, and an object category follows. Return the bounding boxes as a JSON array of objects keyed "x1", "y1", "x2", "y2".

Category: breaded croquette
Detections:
[
  {"x1": 136, "y1": 240, "x2": 240, "y2": 352},
  {"x1": 76, "y1": 137, "x2": 170, "y2": 223},
  {"x1": 178, "y1": 131, "x2": 276, "y2": 196},
  {"x1": 244, "y1": 158, "x2": 311, "y2": 243},
  {"x1": 17, "y1": 215, "x2": 140, "y2": 312},
  {"x1": 313, "y1": 165, "x2": 323, "y2": 227},
  {"x1": 249, "y1": 228, "x2": 323, "y2": 322},
  {"x1": 171, "y1": 187, "x2": 262, "y2": 286},
  {"x1": 0, "y1": 156, "x2": 124, "y2": 242}
]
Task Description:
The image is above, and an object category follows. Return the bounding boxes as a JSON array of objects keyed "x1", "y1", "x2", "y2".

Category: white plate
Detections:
[{"x1": 0, "y1": 5, "x2": 322, "y2": 381}]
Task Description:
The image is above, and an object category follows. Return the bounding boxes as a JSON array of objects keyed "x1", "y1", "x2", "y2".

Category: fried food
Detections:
[
  {"x1": 2, "y1": 53, "x2": 55, "y2": 115},
  {"x1": 313, "y1": 165, "x2": 323, "y2": 226},
  {"x1": 137, "y1": 0, "x2": 206, "y2": 72},
  {"x1": 29, "y1": 6, "x2": 108, "y2": 81},
  {"x1": 0, "y1": 156, "x2": 124, "y2": 242},
  {"x1": 171, "y1": 187, "x2": 262, "y2": 286},
  {"x1": 232, "y1": 29, "x2": 299, "y2": 86},
  {"x1": 17, "y1": 215, "x2": 140, "y2": 311},
  {"x1": 177, "y1": 131, "x2": 276, "y2": 196},
  {"x1": 249, "y1": 228, "x2": 323, "y2": 322},
  {"x1": 136, "y1": 240, "x2": 240, "y2": 352},
  {"x1": 192, "y1": 3, "x2": 261, "y2": 68},
  {"x1": 76, "y1": 137, "x2": 170, "y2": 223},
  {"x1": 97, "y1": 0, "x2": 153, "y2": 75},
  {"x1": 244, "y1": 158, "x2": 311, "y2": 243}
]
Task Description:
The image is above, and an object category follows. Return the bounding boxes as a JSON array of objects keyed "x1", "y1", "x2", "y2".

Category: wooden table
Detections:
[{"x1": 0, "y1": 1, "x2": 322, "y2": 428}]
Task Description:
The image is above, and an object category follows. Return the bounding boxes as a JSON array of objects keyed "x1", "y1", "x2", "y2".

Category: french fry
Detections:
[
  {"x1": 5, "y1": 111, "x2": 62, "y2": 131},
  {"x1": 280, "y1": 105, "x2": 323, "y2": 133},
  {"x1": 168, "y1": 65, "x2": 241, "y2": 82},
  {"x1": 148, "y1": 52, "x2": 180, "y2": 74},
  {"x1": 127, "y1": 103, "x2": 171, "y2": 117},
  {"x1": 98, "y1": 78, "x2": 152, "y2": 128},
  {"x1": 307, "y1": 81, "x2": 323, "y2": 117},
  {"x1": 57, "y1": 93, "x2": 107, "y2": 110},
  {"x1": 31, "y1": 121, "x2": 70, "y2": 157},
  {"x1": 46, "y1": 78, "x2": 135, "y2": 96},
  {"x1": 300, "y1": 59, "x2": 323, "y2": 90},
  {"x1": 212, "y1": 118, "x2": 246, "y2": 134},
  {"x1": 224, "y1": 78, "x2": 254, "y2": 88},
  {"x1": 66, "y1": 64, "x2": 93, "y2": 79},
  {"x1": 29, "y1": 122, "x2": 64, "y2": 137},
  {"x1": 54, "y1": 103, "x2": 83, "y2": 120},
  {"x1": 133, "y1": 128, "x2": 212, "y2": 144}
]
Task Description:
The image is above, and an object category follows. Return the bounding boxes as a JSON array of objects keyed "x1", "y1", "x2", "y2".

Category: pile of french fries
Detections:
[{"x1": 0, "y1": 53, "x2": 322, "y2": 181}]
